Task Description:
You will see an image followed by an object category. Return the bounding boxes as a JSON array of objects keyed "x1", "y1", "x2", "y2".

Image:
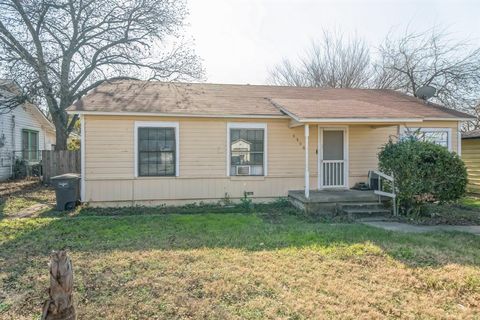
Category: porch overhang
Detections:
[{"x1": 270, "y1": 96, "x2": 473, "y2": 124}]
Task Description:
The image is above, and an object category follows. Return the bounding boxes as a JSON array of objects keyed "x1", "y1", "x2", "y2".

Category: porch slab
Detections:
[{"x1": 288, "y1": 189, "x2": 382, "y2": 215}]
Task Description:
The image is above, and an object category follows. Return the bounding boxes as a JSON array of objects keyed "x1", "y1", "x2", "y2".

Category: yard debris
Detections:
[
  {"x1": 0, "y1": 177, "x2": 41, "y2": 198},
  {"x1": 41, "y1": 250, "x2": 76, "y2": 320}
]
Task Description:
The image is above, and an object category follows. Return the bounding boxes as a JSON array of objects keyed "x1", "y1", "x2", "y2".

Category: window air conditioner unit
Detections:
[{"x1": 236, "y1": 165, "x2": 251, "y2": 176}]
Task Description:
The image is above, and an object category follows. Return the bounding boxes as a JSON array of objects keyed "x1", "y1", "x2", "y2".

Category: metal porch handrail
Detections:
[{"x1": 370, "y1": 170, "x2": 398, "y2": 216}]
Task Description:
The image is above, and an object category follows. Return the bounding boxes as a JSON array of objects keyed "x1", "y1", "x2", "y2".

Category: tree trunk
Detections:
[
  {"x1": 41, "y1": 250, "x2": 76, "y2": 320},
  {"x1": 54, "y1": 127, "x2": 68, "y2": 151},
  {"x1": 50, "y1": 107, "x2": 69, "y2": 150}
]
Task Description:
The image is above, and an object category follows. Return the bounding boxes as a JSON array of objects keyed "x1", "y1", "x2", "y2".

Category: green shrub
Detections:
[
  {"x1": 378, "y1": 137, "x2": 467, "y2": 215},
  {"x1": 12, "y1": 158, "x2": 27, "y2": 179}
]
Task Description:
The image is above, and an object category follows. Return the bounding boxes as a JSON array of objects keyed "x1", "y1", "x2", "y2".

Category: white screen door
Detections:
[{"x1": 319, "y1": 128, "x2": 347, "y2": 188}]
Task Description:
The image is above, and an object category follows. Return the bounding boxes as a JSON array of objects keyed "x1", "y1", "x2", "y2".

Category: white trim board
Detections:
[
  {"x1": 80, "y1": 114, "x2": 86, "y2": 202},
  {"x1": 226, "y1": 122, "x2": 268, "y2": 177},
  {"x1": 68, "y1": 110, "x2": 288, "y2": 119},
  {"x1": 67, "y1": 110, "x2": 472, "y2": 123},
  {"x1": 300, "y1": 118, "x2": 424, "y2": 123},
  {"x1": 457, "y1": 121, "x2": 462, "y2": 156},
  {"x1": 134, "y1": 121, "x2": 180, "y2": 178}
]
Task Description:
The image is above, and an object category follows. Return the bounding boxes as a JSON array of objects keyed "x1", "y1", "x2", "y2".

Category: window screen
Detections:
[
  {"x1": 230, "y1": 128, "x2": 264, "y2": 176},
  {"x1": 138, "y1": 127, "x2": 176, "y2": 176},
  {"x1": 413, "y1": 129, "x2": 449, "y2": 148},
  {"x1": 323, "y1": 130, "x2": 344, "y2": 160}
]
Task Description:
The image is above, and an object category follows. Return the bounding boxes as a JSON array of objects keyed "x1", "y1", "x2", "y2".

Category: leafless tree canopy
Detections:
[
  {"x1": 269, "y1": 27, "x2": 480, "y2": 128},
  {"x1": 268, "y1": 30, "x2": 371, "y2": 88},
  {"x1": 0, "y1": 80, "x2": 28, "y2": 114},
  {"x1": 374, "y1": 28, "x2": 480, "y2": 120},
  {"x1": 0, "y1": 0, "x2": 204, "y2": 149}
]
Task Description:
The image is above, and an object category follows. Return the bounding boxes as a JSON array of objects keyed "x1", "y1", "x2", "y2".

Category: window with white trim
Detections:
[
  {"x1": 228, "y1": 123, "x2": 266, "y2": 176},
  {"x1": 135, "y1": 122, "x2": 179, "y2": 177},
  {"x1": 22, "y1": 129, "x2": 39, "y2": 161},
  {"x1": 409, "y1": 128, "x2": 452, "y2": 150}
]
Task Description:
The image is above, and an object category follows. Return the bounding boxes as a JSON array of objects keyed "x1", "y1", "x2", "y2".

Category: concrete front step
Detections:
[
  {"x1": 337, "y1": 202, "x2": 391, "y2": 219},
  {"x1": 287, "y1": 190, "x2": 389, "y2": 216},
  {"x1": 337, "y1": 202, "x2": 386, "y2": 210},
  {"x1": 342, "y1": 208, "x2": 391, "y2": 219}
]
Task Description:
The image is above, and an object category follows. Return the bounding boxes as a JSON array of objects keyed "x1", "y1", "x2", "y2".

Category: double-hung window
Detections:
[
  {"x1": 228, "y1": 123, "x2": 267, "y2": 176},
  {"x1": 22, "y1": 129, "x2": 39, "y2": 162},
  {"x1": 136, "y1": 122, "x2": 179, "y2": 177},
  {"x1": 410, "y1": 128, "x2": 452, "y2": 150}
]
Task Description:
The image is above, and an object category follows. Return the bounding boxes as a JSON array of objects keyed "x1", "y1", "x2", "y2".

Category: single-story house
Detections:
[
  {"x1": 0, "y1": 80, "x2": 56, "y2": 181},
  {"x1": 67, "y1": 81, "x2": 473, "y2": 207},
  {"x1": 462, "y1": 129, "x2": 480, "y2": 193}
]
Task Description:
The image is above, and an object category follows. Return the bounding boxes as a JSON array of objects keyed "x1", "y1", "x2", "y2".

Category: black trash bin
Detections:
[{"x1": 51, "y1": 173, "x2": 81, "y2": 211}]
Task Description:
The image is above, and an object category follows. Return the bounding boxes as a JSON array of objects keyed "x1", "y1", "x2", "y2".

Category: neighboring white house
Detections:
[{"x1": 0, "y1": 81, "x2": 56, "y2": 181}]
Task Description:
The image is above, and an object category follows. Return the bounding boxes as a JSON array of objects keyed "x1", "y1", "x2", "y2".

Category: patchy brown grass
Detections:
[
  {"x1": 0, "y1": 178, "x2": 42, "y2": 198},
  {"x1": 1, "y1": 214, "x2": 479, "y2": 319},
  {"x1": 0, "y1": 179, "x2": 54, "y2": 218},
  {"x1": 2, "y1": 248, "x2": 480, "y2": 319}
]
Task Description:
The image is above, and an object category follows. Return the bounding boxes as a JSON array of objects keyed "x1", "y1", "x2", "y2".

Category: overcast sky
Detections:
[{"x1": 186, "y1": 0, "x2": 480, "y2": 85}]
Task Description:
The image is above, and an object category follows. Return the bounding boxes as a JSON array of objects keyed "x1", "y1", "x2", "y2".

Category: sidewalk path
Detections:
[{"x1": 362, "y1": 221, "x2": 480, "y2": 236}]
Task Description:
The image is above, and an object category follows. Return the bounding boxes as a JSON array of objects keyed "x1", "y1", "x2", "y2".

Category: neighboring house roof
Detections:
[
  {"x1": 0, "y1": 79, "x2": 55, "y2": 133},
  {"x1": 463, "y1": 129, "x2": 480, "y2": 139},
  {"x1": 67, "y1": 81, "x2": 474, "y2": 121}
]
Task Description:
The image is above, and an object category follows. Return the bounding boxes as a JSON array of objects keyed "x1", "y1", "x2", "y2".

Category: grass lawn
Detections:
[
  {"x1": 1, "y1": 211, "x2": 480, "y2": 319},
  {"x1": 461, "y1": 196, "x2": 480, "y2": 209},
  {"x1": 1, "y1": 182, "x2": 480, "y2": 319}
]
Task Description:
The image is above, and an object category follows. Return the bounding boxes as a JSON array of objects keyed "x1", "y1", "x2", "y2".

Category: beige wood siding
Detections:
[
  {"x1": 462, "y1": 139, "x2": 480, "y2": 193},
  {"x1": 348, "y1": 125, "x2": 398, "y2": 185},
  {"x1": 348, "y1": 121, "x2": 461, "y2": 185},
  {"x1": 84, "y1": 115, "x2": 462, "y2": 205},
  {"x1": 84, "y1": 116, "x2": 318, "y2": 204}
]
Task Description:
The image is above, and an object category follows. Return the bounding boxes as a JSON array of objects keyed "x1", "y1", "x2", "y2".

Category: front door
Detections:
[{"x1": 319, "y1": 127, "x2": 347, "y2": 188}]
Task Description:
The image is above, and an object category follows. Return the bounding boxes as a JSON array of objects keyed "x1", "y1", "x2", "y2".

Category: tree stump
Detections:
[{"x1": 41, "y1": 250, "x2": 76, "y2": 320}]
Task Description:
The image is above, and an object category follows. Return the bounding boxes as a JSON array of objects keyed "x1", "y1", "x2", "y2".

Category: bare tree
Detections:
[
  {"x1": 0, "y1": 0, "x2": 204, "y2": 149},
  {"x1": 0, "y1": 80, "x2": 27, "y2": 114},
  {"x1": 467, "y1": 104, "x2": 480, "y2": 130},
  {"x1": 374, "y1": 27, "x2": 480, "y2": 117},
  {"x1": 268, "y1": 30, "x2": 372, "y2": 88}
]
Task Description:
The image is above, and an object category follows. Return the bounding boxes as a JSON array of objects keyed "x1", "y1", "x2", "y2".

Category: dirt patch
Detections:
[
  {"x1": 0, "y1": 179, "x2": 55, "y2": 218},
  {"x1": 4, "y1": 203, "x2": 53, "y2": 219},
  {"x1": 0, "y1": 178, "x2": 42, "y2": 198},
  {"x1": 398, "y1": 201, "x2": 480, "y2": 226}
]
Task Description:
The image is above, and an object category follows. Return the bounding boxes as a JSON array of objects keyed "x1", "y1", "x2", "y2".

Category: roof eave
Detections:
[
  {"x1": 296, "y1": 118, "x2": 424, "y2": 123},
  {"x1": 67, "y1": 110, "x2": 472, "y2": 123},
  {"x1": 297, "y1": 117, "x2": 472, "y2": 123},
  {"x1": 423, "y1": 117, "x2": 475, "y2": 121},
  {"x1": 66, "y1": 110, "x2": 289, "y2": 119}
]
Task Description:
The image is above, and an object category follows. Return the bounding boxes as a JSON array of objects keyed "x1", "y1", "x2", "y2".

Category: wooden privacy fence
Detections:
[{"x1": 42, "y1": 150, "x2": 80, "y2": 183}]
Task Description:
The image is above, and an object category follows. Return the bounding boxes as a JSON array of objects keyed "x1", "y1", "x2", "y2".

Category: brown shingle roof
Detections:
[
  {"x1": 463, "y1": 129, "x2": 480, "y2": 139},
  {"x1": 68, "y1": 81, "x2": 473, "y2": 120}
]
